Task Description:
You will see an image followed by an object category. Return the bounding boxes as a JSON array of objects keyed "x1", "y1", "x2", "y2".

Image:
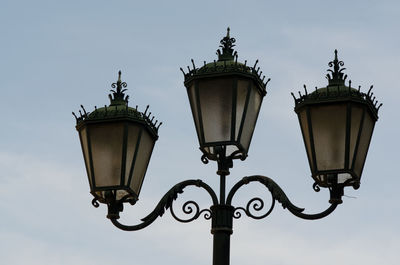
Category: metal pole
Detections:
[{"x1": 211, "y1": 205, "x2": 233, "y2": 265}]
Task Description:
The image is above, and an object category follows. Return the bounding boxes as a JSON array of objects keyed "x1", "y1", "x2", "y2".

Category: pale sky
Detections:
[{"x1": 0, "y1": 1, "x2": 399, "y2": 265}]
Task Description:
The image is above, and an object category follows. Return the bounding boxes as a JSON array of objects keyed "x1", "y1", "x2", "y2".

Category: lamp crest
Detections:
[
  {"x1": 326, "y1": 50, "x2": 347, "y2": 86},
  {"x1": 217, "y1": 27, "x2": 237, "y2": 61},
  {"x1": 109, "y1": 71, "x2": 129, "y2": 106}
]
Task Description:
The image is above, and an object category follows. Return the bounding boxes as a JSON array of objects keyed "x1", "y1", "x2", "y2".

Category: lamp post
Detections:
[{"x1": 74, "y1": 28, "x2": 381, "y2": 265}]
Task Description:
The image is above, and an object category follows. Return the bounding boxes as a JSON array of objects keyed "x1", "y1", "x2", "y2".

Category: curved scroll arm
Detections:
[
  {"x1": 226, "y1": 175, "x2": 339, "y2": 220},
  {"x1": 110, "y1": 179, "x2": 218, "y2": 231}
]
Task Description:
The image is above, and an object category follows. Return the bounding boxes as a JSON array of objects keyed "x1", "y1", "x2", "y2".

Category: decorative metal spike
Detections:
[
  {"x1": 291, "y1": 92, "x2": 296, "y2": 100},
  {"x1": 244, "y1": 60, "x2": 247, "y2": 67},
  {"x1": 79, "y1": 110, "x2": 83, "y2": 117},
  {"x1": 377, "y1": 103, "x2": 383, "y2": 111},
  {"x1": 253, "y1": 60, "x2": 258, "y2": 69},
  {"x1": 265, "y1": 78, "x2": 271, "y2": 85},
  {"x1": 303, "y1": 85, "x2": 308, "y2": 95},
  {"x1": 191, "y1": 59, "x2": 196, "y2": 69},
  {"x1": 367, "y1": 85, "x2": 373, "y2": 96},
  {"x1": 144, "y1": 105, "x2": 149, "y2": 115},
  {"x1": 80, "y1": 105, "x2": 87, "y2": 116},
  {"x1": 204, "y1": 61, "x2": 206, "y2": 66},
  {"x1": 187, "y1": 66, "x2": 190, "y2": 72},
  {"x1": 358, "y1": 85, "x2": 361, "y2": 92},
  {"x1": 72, "y1": 112, "x2": 78, "y2": 120},
  {"x1": 180, "y1": 67, "x2": 185, "y2": 75},
  {"x1": 157, "y1": 122, "x2": 163, "y2": 130},
  {"x1": 298, "y1": 91, "x2": 302, "y2": 97},
  {"x1": 349, "y1": 80, "x2": 352, "y2": 88},
  {"x1": 262, "y1": 76, "x2": 265, "y2": 82},
  {"x1": 151, "y1": 116, "x2": 154, "y2": 122}
]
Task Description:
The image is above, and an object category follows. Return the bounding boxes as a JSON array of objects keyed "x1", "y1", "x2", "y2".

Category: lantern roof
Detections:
[
  {"x1": 73, "y1": 71, "x2": 161, "y2": 137},
  {"x1": 181, "y1": 28, "x2": 270, "y2": 96},
  {"x1": 292, "y1": 50, "x2": 382, "y2": 120}
]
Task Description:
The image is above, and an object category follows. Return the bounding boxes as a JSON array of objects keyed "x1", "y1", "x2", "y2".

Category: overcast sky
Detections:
[{"x1": 0, "y1": 1, "x2": 399, "y2": 265}]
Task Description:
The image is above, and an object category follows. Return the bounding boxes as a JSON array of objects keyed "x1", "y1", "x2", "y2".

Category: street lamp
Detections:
[
  {"x1": 73, "y1": 71, "x2": 160, "y2": 217},
  {"x1": 74, "y1": 28, "x2": 381, "y2": 265}
]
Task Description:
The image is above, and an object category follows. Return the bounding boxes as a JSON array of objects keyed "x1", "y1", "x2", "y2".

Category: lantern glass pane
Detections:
[
  {"x1": 116, "y1": 190, "x2": 130, "y2": 201},
  {"x1": 187, "y1": 83, "x2": 201, "y2": 141},
  {"x1": 130, "y1": 129, "x2": 155, "y2": 195},
  {"x1": 199, "y1": 78, "x2": 233, "y2": 143},
  {"x1": 235, "y1": 79, "x2": 249, "y2": 139},
  {"x1": 90, "y1": 122, "x2": 124, "y2": 187},
  {"x1": 311, "y1": 103, "x2": 346, "y2": 171},
  {"x1": 240, "y1": 83, "x2": 262, "y2": 151},
  {"x1": 124, "y1": 124, "x2": 141, "y2": 186},
  {"x1": 299, "y1": 109, "x2": 314, "y2": 170},
  {"x1": 79, "y1": 127, "x2": 92, "y2": 187},
  {"x1": 338, "y1": 173, "x2": 353, "y2": 184},
  {"x1": 349, "y1": 105, "x2": 363, "y2": 167},
  {"x1": 354, "y1": 111, "x2": 375, "y2": 177}
]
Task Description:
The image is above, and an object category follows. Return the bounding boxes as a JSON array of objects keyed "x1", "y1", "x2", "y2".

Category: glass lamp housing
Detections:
[
  {"x1": 75, "y1": 72, "x2": 160, "y2": 205},
  {"x1": 293, "y1": 50, "x2": 381, "y2": 189},
  {"x1": 183, "y1": 28, "x2": 269, "y2": 161}
]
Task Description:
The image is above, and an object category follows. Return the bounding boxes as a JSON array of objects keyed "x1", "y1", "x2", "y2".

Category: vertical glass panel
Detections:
[
  {"x1": 338, "y1": 173, "x2": 353, "y2": 184},
  {"x1": 90, "y1": 122, "x2": 124, "y2": 187},
  {"x1": 187, "y1": 83, "x2": 202, "y2": 142},
  {"x1": 236, "y1": 80, "x2": 249, "y2": 139},
  {"x1": 299, "y1": 109, "x2": 314, "y2": 170},
  {"x1": 354, "y1": 111, "x2": 375, "y2": 177},
  {"x1": 226, "y1": 145, "x2": 239, "y2": 157},
  {"x1": 240, "y1": 83, "x2": 262, "y2": 153},
  {"x1": 349, "y1": 105, "x2": 363, "y2": 169},
  {"x1": 311, "y1": 104, "x2": 346, "y2": 171},
  {"x1": 116, "y1": 190, "x2": 130, "y2": 201},
  {"x1": 124, "y1": 124, "x2": 141, "y2": 186},
  {"x1": 79, "y1": 127, "x2": 93, "y2": 188},
  {"x1": 198, "y1": 78, "x2": 233, "y2": 143},
  {"x1": 131, "y1": 130, "x2": 155, "y2": 195}
]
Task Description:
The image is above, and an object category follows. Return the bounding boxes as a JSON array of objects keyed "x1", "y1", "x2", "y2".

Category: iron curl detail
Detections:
[
  {"x1": 227, "y1": 175, "x2": 339, "y2": 220},
  {"x1": 201, "y1": 154, "x2": 209, "y2": 164},
  {"x1": 109, "y1": 179, "x2": 218, "y2": 231},
  {"x1": 233, "y1": 195, "x2": 275, "y2": 220},
  {"x1": 92, "y1": 198, "x2": 100, "y2": 208},
  {"x1": 170, "y1": 200, "x2": 212, "y2": 223},
  {"x1": 313, "y1": 182, "x2": 321, "y2": 192}
]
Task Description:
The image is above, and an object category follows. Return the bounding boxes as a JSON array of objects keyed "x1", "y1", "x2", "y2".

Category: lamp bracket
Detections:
[{"x1": 105, "y1": 175, "x2": 339, "y2": 232}]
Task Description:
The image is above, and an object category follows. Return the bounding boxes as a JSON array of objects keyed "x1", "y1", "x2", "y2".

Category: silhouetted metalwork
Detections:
[{"x1": 75, "y1": 29, "x2": 381, "y2": 265}]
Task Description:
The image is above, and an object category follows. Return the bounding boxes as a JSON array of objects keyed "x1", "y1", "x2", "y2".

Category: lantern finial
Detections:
[
  {"x1": 217, "y1": 27, "x2": 236, "y2": 61},
  {"x1": 110, "y1": 70, "x2": 129, "y2": 106},
  {"x1": 326, "y1": 49, "x2": 347, "y2": 86}
]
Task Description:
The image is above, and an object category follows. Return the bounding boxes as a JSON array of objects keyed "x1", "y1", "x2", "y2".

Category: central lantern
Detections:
[{"x1": 182, "y1": 28, "x2": 270, "y2": 162}]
